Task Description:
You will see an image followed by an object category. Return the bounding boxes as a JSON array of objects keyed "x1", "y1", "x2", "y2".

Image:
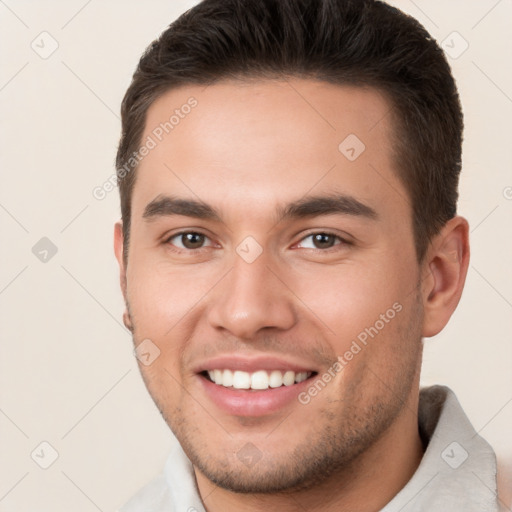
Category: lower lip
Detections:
[{"x1": 198, "y1": 374, "x2": 315, "y2": 417}]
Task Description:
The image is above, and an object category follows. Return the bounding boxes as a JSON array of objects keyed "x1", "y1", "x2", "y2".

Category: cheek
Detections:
[
  {"x1": 126, "y1": 258, "x2": 213, "y2": 334},
  {"x1": 290, "y1": 259, "x2": 415, "y2": 350}
]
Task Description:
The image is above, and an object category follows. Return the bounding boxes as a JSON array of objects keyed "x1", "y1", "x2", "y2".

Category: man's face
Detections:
[{"x1": 117, "y1": 79, "x2": 426, "y2": 492}]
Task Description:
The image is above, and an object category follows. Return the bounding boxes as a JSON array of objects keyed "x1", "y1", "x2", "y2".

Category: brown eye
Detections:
[
  {"x1": 167, "y1": 232, "x2": 212, "y2": 250},
  {"x1": 181, "y1": 232, "x2": 205, "y2": 249},
  {"x1": 296, "y1": 232, "x2": 344, "y2": 250},
  {"x1": 312, "y1": 233, "x2": 336, "y2": 249}
]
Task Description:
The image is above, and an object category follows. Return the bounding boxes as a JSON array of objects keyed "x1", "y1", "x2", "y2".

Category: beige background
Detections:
[{"x1": 0, "y1": 0, "x2": 511, "y2": 510}]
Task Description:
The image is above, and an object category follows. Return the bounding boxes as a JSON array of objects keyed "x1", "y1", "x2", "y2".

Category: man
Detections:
[{"x1": 114, "y1": 0, "x2": 500, "y2": 510}]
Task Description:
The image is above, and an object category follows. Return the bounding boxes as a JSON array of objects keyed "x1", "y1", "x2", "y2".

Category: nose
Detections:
[{"x1": 207, "y1": 252, "x2": 297, "y2": 340}]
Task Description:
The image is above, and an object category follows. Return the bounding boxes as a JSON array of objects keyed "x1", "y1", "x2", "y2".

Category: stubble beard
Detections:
[
  {"x1": 126, "y1": 288, "x2": 424, "y2": 495},
  {"x1": 152, "y1": 302, "x2": 422, "y2": 494}
]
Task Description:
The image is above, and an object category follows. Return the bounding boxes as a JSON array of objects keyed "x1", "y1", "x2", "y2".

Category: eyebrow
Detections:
[
  {"x1": 277, "y1": 194, "x2": 377, "y2": 221},
  {"x1": 142, "y1": 193, "x2": 378, "y2": 223},
  {"x1": 143, "y1": 195, "x2": 222, "y2": 222}
]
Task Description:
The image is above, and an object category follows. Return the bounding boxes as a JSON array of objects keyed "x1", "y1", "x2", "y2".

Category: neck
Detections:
[{"x1": 195, "y1": 389, "x2": 424, "y2": 512}]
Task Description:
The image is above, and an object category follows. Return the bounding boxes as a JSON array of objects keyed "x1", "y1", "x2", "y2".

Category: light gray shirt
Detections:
[{"x1": 119, "y1": 385, "x2": 500, "y2": 511}]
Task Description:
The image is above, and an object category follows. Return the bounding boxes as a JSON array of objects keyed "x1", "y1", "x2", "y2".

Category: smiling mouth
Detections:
[{"x1": 202, "y1": 369, "x2": 317, "y2": 390}]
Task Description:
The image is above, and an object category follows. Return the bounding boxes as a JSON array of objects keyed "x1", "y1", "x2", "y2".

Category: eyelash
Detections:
[{"x1": 164, "y1": 230, "x2": 350, "y2": 253}]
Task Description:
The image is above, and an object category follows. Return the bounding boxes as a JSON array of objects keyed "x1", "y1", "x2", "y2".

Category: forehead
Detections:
[{"x1": 132, "y1": 79, "x2": 408, "y2": 223}]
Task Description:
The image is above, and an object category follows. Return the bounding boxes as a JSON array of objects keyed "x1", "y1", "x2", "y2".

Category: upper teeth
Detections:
[{"x1": 207, "y1": 369, "x2": 311, "y2": 390}]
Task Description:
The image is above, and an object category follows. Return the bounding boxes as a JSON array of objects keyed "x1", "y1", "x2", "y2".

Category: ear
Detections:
[
  {"x1": 114, "y1": 221, "x2": 133, "y2": 332},
  {"x1": 421, "y1": 216, "x2": 470, "y2": 338},
  {"x1": 114, "y1": 221, "x2": 127, "y2": 298}
]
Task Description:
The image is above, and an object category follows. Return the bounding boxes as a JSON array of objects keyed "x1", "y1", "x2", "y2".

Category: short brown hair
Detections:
[{"x1": 116, "y1": 0, "x2": 463, "y2": 262}]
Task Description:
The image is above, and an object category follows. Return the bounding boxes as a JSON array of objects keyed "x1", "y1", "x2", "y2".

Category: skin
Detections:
[{"x1": 114, "y1": 79, "x2": 470, "y2": 512}]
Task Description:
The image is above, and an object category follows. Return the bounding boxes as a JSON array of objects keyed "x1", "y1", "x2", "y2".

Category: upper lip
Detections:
[{"x1": 193, "y1": 354, "x2": 318, "y2": 374}]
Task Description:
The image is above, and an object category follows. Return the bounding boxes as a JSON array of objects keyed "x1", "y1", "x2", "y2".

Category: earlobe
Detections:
[
  {"x1": 114, "y1": 221, "x2": 134, "y2": 332},
  {"x1": 421, "y1": 216, "x2": 470, "y2": 338},
  {"x1": 123, "y1": 310, "x2": 134, "y2": 332}
]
